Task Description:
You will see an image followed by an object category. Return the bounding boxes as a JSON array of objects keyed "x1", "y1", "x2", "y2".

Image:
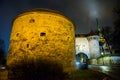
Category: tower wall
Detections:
[
  {"x1": 88, "y1": 35, "x2": 100, "y2": 59},
  {"x1": 7, "y1": 9, "x2": 75, "y2": 72}
]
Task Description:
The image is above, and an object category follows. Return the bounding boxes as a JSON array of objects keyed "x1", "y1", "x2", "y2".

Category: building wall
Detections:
[
  {"x1": 97, "y1": 56, "x2": 120, "y2": 65},
  {"x1": 75, "y1": 37, "x2": 90, "y2": 59},
  {"x1": 75, "y1": 35, "x2": 100, "y2": 59},
  {"x1": 88, "y1": 35, "x2": 100, "y2": 59},
  {"x1": 7, "y1": 9, "x2": 76, "y2": 72}
]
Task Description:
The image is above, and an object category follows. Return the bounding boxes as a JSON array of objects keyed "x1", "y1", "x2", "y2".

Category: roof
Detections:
[
  {"x1": 75, "y1": 30, "x2": 98, "y2": 37},
  {"x1": 75, "y1": 34, "x2": 88, "y2": 37},
  {"x1": 88, "y1": 30, "x2": 98, "y2": 36}
]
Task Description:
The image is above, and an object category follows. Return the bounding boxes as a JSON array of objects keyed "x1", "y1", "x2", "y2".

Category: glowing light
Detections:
[
  {"x1": 101, "y1": 52, "x2": 104, "y2": 55},
  {"x1": 75, "y1": 61, "x2": 80, "y2": 66}
]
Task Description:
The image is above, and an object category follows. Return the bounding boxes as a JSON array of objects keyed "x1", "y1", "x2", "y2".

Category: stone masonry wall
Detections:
[{"x1": 7, "y1": 9, "x2": 76, "y2": 72}]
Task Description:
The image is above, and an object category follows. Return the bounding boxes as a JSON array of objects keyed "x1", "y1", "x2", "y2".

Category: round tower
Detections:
[
  {"x1": 88, "y1": 35, "x2": 100, "y2": 59},
  {"x1": 7, "y1": 8, "x2": 75, "y2": 72}
]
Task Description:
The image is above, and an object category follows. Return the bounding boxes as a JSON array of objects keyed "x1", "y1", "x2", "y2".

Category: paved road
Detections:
[{"x1": 90, "y1": 65, "x2": 120, "y2": 80}]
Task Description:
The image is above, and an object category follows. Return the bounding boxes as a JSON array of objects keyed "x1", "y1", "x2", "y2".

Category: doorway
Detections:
[{"x1": 76, "y1": 52, "x2": 88, "y2": 69}]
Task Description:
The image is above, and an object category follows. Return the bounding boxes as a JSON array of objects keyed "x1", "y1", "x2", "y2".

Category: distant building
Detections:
[
  {"x1": 75, "y1": 19, "x2": 112, "y2": 67},
  {"x1": 75, "y1": 31, "x2": 100, "y2": 59},
  {"x1": 75, "y1": 29, "x2": 111, "y2": 65}
]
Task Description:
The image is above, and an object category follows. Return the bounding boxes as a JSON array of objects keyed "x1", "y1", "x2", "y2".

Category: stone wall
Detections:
[
  {"x1": 7, "y1": 9, "x2": 76, "y2": 72},
  {"x1": 88, "y1": 36, "x2": 100, "y2": 59},
  {"x1": 97, "y1": 56, "x2": 120, "y2": 65}
]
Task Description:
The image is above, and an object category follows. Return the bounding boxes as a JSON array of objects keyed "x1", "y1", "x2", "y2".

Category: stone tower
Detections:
[
  {"x1": 7, "y1": 8, "x2": 76, "y2": 72},
  {"x1": 88, "y1": 35, "x2": 100, "y2": 59}
]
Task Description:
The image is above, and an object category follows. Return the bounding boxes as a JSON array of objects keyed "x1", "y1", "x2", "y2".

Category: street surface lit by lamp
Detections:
[{"x1": 99, "y1": 66, "x2": 111, "y2": 72}]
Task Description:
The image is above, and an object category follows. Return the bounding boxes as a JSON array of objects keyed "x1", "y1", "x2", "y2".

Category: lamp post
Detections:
[{"x1": 101, "y1": 52, "x2": 104, "y2": 65}]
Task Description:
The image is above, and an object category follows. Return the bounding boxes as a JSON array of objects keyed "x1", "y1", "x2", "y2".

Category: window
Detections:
[
  {"x1": 29, "y1": 18, "x2": 35, "y2": 23},
  {"x1": 27, "y1": 44, "x2": 29, "y2": 48},
  {"x1": 40, "y1": 32, "x2": 46, "y2": 36},
  {"x1": 16, "y1": 33, "x2": 19, "y2": 37}
]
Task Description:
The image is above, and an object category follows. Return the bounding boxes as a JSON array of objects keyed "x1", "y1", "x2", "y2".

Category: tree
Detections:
[
  {"x1": 101, "y1": 26, "x2": 114, "y2": 54},
  {"x1": 102, "y1": 26, "x2": 113, "y2": 45},
  {"x1": 8, "y1": 58, "x2": 68, "y2": 80},
  {"x1": 0, "y1": 39, "x2": 6, "y2": 65},
  {"x1": 112, "y1": 1, "x2": 120, "y2": 53}
]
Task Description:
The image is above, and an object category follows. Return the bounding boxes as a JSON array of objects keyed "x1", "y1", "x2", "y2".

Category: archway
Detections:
[{"x1": 75, "y1": 52, "x2": 88, "y2": 69}]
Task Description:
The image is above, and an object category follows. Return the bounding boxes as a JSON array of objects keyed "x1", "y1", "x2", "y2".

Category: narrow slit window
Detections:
[
  {"x1": 40, "y1": 32, "x2": 46, "y2": 36},
  {"x1": 16, "y1": 33, "x2": 19, "y2": 37},
  {"x1": 27, "y1": 44, "x2": 29, "y2": 48},
  {"x1": 29, "y1": 19, "x2": 35, "y2": 23}
]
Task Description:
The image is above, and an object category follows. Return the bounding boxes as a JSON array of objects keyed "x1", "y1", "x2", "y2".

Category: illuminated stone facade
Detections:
[
  {"x1": 88, "y1": 35, "x2": 100, "y2": 58},
  {"x1": 75, "y1": 33, "x2": 100, "y2": 59},
  {"x1": 75, "y1": 36, "x2": 90, "y2": 58},
  {"x1": 7, "y1": 9, "x2": 75, "y2": 72}
]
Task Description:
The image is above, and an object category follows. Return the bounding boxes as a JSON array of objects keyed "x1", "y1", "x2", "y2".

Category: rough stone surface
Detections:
[{"x1": 7, "y1": 9, "x2": 76, "y2": 72}]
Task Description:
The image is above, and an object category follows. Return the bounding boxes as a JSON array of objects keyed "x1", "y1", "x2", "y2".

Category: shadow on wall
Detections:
[{"x1": 8, "y1": 58, "x2": 69, "y2": 80}]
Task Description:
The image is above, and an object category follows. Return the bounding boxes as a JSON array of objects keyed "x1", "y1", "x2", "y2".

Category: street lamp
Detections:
[
  {"x1": 101, "y1": 52, "x2": 104, "y2": 65},
  {"x1": 101, "y1": 52, "x2": 104, "y2": 55}
]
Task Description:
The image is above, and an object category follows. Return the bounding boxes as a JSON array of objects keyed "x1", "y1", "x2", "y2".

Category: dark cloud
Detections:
[{"x1": 0, "y1": 0, "x2": 3, "y2": 6}]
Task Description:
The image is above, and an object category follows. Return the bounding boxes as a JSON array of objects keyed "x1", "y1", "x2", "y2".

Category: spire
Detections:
[
  {"x1": 96, "y1": 18, "x2": 105, "y2": 44},
  {"x1": 96, "y1": 18, "x2": 102, "y2": 37},
  {"x1": 96, "y1": 19, "x2": 112, "y2": 54}
]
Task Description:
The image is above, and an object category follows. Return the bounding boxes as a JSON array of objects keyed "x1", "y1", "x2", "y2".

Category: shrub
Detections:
[{"x1": 8, "y1": 58, "x2": 68, "y2": 80}]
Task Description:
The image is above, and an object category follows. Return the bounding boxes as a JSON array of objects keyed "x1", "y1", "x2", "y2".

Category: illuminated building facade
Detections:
[
  {"x1": 75, "y1": 32, "x2": 101, "y2": 65},
  {"x1": 75, "y1": 33, "x2": 100, "y2": 59},
  {"x1": 75, "y1": 19, "x2": 112, "y2": 66},
  {"x1": 7, "y1": 9, "x2": 76, "y2": 72},
  {"x1": 75, "y1": 35, "x2": 90, "y2": 59}
]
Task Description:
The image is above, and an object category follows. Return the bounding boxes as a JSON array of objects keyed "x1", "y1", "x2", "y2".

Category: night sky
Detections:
[{"x1": 0, "y1": 0, "x2": 118, "y2": 55}]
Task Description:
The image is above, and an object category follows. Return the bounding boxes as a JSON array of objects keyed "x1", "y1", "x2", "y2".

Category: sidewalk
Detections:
[{"x1": 90, "y1": 65, "x2": 120, "y2": 80}]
